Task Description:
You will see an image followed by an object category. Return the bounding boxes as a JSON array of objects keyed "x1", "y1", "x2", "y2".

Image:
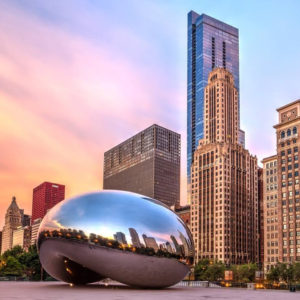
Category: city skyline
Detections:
[
  {"x1": 187, "y1": 11, "x2": 240, "y2": 196},
  {"x1": 1, "y1": 1, "x2": 300, "y2": 227}
]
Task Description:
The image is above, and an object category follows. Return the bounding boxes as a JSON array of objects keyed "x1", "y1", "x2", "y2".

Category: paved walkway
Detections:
[{"x1": 0, "y1": 281, "x2": 299, "y2": 300}]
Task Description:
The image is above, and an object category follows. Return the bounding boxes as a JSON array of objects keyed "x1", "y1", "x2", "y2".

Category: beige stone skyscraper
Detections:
[
  {"x1": 274, "y1": 100, "x2": 300, "y2": 263},
  {"x1": 262, "y1": 155, "x2": 278, "y2": 271},
  {"x1": 1, "y1": 196, "x2": 22, "y2": 254},
  {"x1": 190, "y1": 68, "x2": 259, "y2": 264}
]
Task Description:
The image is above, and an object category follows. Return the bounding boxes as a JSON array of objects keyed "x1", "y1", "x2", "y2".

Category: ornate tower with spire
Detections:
[
  {"x1": 190, "y1": 68, "x2": 259, "y2": 265},
  {"x1": 1, "y1": 196, "x2": 22, "y2": 254}
]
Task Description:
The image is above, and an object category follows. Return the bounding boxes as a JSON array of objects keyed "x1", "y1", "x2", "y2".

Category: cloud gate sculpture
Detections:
[{"x1": 37, "y1": 190, "x2": 194, "y2": 288}]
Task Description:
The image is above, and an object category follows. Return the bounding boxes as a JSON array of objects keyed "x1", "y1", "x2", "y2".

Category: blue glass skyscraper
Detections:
[{"x1": 187, "y1": 11, "x2": 240, "y2": 193}]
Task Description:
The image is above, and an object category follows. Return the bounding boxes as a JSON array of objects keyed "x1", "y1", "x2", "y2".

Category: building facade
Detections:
[
  {"x1": 187, "y1": 11, "x2": 241, "y2": 197},
  {"x1": 32, "y1": 182, "x2": 65, "y2": 223},
  {"x1": 262, "y1": 155, "x2": 278, "y2": 271},
  {"x1": 1, "y1": 197, "x2": 22, "y2": 254},
  {"x1": 190, "y1": 68, "x2": 259, "y2": 264},
  {"x1": 103, "y1": 124, "x2": 180, "y2": 208},
  {"x1": 258, "y1": 167, "x2": 264, "y2": 268},
  {"x1": 175, "y1": 205, "x2": 191, "y2": 228},
  {"x1": 12, "y1": 226, "x2": 31, "y2": 251},
  {"x1": 31, "y1": 218, "x2": 42, "y2": 245},
  {"x1": 274, "y1": 100, "x2": 300, "y2": 263}
]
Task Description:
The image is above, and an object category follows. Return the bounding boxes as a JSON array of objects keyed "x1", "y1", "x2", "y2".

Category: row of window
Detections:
[
  {"x1": 280, "y1": 139, "x2": 297, "y2": 147},
  {"x1": 280, "y1": 127, "x2": 297, "y2": 139},
  {"x1": 266, "y1": 169, "x2": 277, "y2": 175},
  {"x1": 282, "y1": 155, "x2": 299, "y2": 163},
  {"x1": 266, "y1": 161, "x2": 277, "y2": 169},
  {"x1": 281, "y1": 147, "x2": 298, "y2": 156},
  {"x1": 282, "y1": 163, "x2": 299, "y2": 171}
]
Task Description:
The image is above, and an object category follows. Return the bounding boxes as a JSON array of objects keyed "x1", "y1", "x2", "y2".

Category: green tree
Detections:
[
  {"x1": 266, "y1": 265, "x2": 280, "y2": 283},
  {"x1": 2, "y1": 245, "x2": 23, "y2": 260},
  {"x1": 231, "y1": 263, "x2": 257, "y2": 283},
  {"x1": 194, "y1": 259, "x2": 210, "y2": 280},
  {"x1": 294, "y1": 262, "x2": 300, "y2": 283},
  {"x1": 0, "y1": 256, "x2": 23, "y2": 276},
  {"x1": 205, "y1": 262, "x2": 225, "y2": 281},
  {"x1": 18, "y1": 245, "x2": 42, "y2": 280},
  {"x1": 194, "y1": 260, "x2": 225, "y2": 281}
]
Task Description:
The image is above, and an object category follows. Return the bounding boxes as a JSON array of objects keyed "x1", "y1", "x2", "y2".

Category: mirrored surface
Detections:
[{"x1": 38, "y1": 190, "x2": 194, "y2": 288}]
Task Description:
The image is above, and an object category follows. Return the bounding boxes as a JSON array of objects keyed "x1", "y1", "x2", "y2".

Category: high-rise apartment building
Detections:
[
  {"x1": 262, "y1": 155, "x2": 279, "y2": 271},
  {"x1": 31, "y1": 182, "x2": 65, "y2": 223},
  {"x1": 103, "y1": 124, "x2": 180, "y2": 208},
  {"x1": 190, "y1": 68, "x2": 259, "y2": 264},
  {"x1": 12, "y1": 226, "x2": 31, "y2": 251},
  {"x1": 31, "y1": 218, "x2": 42, "y2": 245},
  {"x1": 274, "y1": 100, "x2": 300, "y2": 263},
  {"x1": 187, "y1": 11, "x2": 242, "y2": 197},
  {"x1": 1, "y1": 197, "x2": 22, "y2": 254}
]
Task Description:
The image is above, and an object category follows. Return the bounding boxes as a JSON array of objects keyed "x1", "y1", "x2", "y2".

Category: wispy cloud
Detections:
[{"x1": 0, "y1": 1, "x2": 186, "y2": 226}]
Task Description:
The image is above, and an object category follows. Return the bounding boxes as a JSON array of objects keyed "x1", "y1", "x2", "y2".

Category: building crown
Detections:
[{"x1": 208, "y1": 67, "x2": 235, "y2": 86}]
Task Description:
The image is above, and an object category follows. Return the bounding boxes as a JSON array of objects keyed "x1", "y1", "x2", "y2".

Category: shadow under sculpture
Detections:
[{"x1": 37, "y1": 190, "x2": 194, "y2": 288}]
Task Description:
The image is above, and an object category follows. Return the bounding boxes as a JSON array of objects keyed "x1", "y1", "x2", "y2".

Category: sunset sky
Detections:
[{"x1": 1, "y1": 0, "x2": 300, "y2": 227}]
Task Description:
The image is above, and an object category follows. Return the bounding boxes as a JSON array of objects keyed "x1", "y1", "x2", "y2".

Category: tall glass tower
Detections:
[{"x1": 187, "y1": 11, "x2": 240, "y2": 195}]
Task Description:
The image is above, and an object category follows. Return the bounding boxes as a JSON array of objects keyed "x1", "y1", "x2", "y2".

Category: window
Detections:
[
  {"x1": 293, "y1": 127, "x2": 297, "y2": 135},
  {"x1": 281, "y1": 150, "x2": 285, "y2": 156},
  {"x1": 287, "y1": 129, "x2": 291, "y2": 136},
  {"x1": 282, "y1": 166, "x2": 286, "y2": 171},
  {"x1": 288, "y1": 149, "x2": 292, "y2": 155},
  {"x1": 295, "y1": 147, "x2": 299, "y2": 153},
  {"x1": 281, "y1": 131, "x2": 285, "y2": 139}
]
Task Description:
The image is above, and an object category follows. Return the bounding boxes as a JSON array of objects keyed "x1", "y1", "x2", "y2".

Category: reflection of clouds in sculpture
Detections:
[{"x1": 38, "y1": 190, "x2": 194, "y2": 288}]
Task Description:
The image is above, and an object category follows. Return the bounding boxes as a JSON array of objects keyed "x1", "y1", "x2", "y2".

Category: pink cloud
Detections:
[{"x1": 0, "y1": 2, "x2": 187, "y2": 226}]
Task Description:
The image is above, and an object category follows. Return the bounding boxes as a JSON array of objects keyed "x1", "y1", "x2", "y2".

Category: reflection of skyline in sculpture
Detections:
[
  {"x1": 113, "y1": 232, "x2": 127, "y2": 245},
  {"x1": 142, "y1": 234, "x2": 159, "y2": 252},
  {"x1": 129, "y1": 228, "x2": 142, "y2": 248},
  {"x1": 166, "y1": 241, "x2": 173, "y2": 253},
  {"x1": 37, "y1": 191, "x2": 194, "y2": 288},
  {"x1": 170, "y1": 235, "x2": 181, "y2": 255},
  {"x1": 178, "y1": 231, "x2": 191, "y2": 257}
]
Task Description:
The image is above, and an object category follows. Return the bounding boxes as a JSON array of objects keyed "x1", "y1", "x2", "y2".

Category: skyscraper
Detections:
[
  {"x1": 31, "y1": 182, "x2": 65, "y2": 223},
  {"x1": 12, "y1": 226, "x2": 31, "y2": 251},
  {"x1": 129, "y1": 228, "x2": 142, "y2": 248},
  {"x1": 103, "y1": 124, "x2": 180, "y2": 208},
  {"x1": 113, "y1": 232, "x2": 127, "y2": 245},
  {"x1": 187, "y1": 11, "x2": 240, "y2": 197},
  {"x1": 273, "y1": 100, "x2": 300, "y2": 263},
  {"x1": 262, "y1": 155, "x2": 278, "y2": 271},
  {"x1": 190, "y1": 68, "x2": 258, "y2": 264},
  {"x1": 262, "y1": 99, "x2": 300, "y2": 269},
  {"x1": 1, "y1": 196, "x2": 22, "y2": 254}
]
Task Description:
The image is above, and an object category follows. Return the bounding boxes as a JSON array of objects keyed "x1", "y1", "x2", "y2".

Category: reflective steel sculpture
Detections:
[{"x1": 38, "y1": 190, "x2": 194, "y2": 288}]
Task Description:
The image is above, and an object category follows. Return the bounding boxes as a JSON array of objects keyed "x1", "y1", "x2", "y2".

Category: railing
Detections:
[{"x1": 175, "y1": 281, "x2": 221, "y2": 288}]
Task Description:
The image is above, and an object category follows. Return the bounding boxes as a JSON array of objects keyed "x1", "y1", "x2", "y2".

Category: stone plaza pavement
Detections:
[{"x1": 0, "y1": 282, "x2": 299, "y2": 300}]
